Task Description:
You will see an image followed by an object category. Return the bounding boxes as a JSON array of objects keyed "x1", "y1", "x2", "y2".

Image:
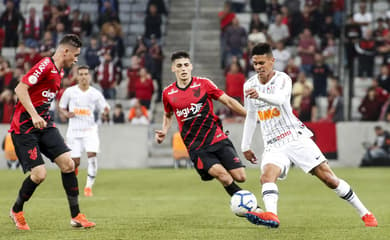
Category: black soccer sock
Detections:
[
  {"x1": 61, "y1": 172, "x2": 80, "y2": 218},
  {"x1": 13, "y1": 175, "x2": 40, "y2": 212},
  {"x1": 224, "y1": 181, "x2": 242, "y2": 196}
]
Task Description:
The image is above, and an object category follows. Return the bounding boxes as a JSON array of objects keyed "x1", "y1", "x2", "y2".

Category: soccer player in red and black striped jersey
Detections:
[
  {"x1": 155, "y1": 51, "x2": 261, "y2": 211},
  {"x1": 8, "y1": 34, "x2": 95, "y2": 230}
]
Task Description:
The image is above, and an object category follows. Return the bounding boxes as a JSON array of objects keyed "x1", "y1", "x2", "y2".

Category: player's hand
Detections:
[
  {"x1": 155, "y1": 130, "x2": 167, "y2": 144},
  {"x1": 243, "y1": 150, "x2": 258, "y2": 164},
  {"x1": 245, "y1": 88, "x2": 259, "y2": 99},
  {"x1": 32, "y1": 115, "x2": 47, "y2": 129},
  {"x1": 67, "y1": 112, "x2": 76, "y2": 118}
]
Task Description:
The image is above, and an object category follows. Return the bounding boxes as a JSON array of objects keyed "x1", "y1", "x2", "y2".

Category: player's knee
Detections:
[
  {"x1": 73, "y1": 158, "x2": 80, "y2": 168},
  {"x1": 31, "y1": 170, "x2": 47, "y2": 183},
  {"x1": 60, "y1": 159, "x2": 75, "y2": 173},
  {"x1": 233, "y1": 171, "x2": 246, "y2": 183}
]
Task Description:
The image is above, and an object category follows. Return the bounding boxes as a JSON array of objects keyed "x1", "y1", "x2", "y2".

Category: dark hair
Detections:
[
  {"x1": 251, "y1": 43, "x2": 273, "y2": 57},
  {"x1": 374, "y1": 126, "x2": 382, "y2": 131},
  {"x1": 171, "y1": 51, "x2": 190, "y2": 62},
  {"x1": 59, "y1": 34, "x2": 82, "y2": 48},
  {"x1": 77, "y1": 65, "x2": 89, "y2": 71}
]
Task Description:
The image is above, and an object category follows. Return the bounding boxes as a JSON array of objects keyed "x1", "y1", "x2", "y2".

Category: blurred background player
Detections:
[
  {"x1": 9, "y1": 34, "x2": 95, "y2": 230},
  {"x1": 241, "y1": 43, "x2": 377, "y2": 228},
  {"x1": 155, "y1": 51, "x2": 262, "y2": 213},
  {"x1": 59, "y1": 65, "x2": 110, "y2": 197},
  {"x1": 2, "y1": 132, "x2": 19, "y2": 169}
]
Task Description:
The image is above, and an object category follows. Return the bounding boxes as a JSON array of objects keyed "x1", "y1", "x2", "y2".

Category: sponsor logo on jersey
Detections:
[
  {"x1": 51, "y1": 68, "x2": 58, "y2": 74},
  {"x1": 266, "y1": 130, "x2": 292, "y2": 145},
  {"x1": 190, "y1": 83, "x2": 201, "y2": 88},
  {"x1": 42, "y1": 89, "x2": 57, "y2": 102},
  {"x1": 168, "y1": 89, "x2": 178, "y2": 95},
  {"x1": 74, "y1": 107, "x2": 92, "y2": 116},
  {"x1": 176, "y1": 103, "x2": 202, "y2": 118},
  {"x1": 28, "y1": 75, "x2": 38, "y2": 85},
  {"x1": 31, "y1": 58, "x2": 50, "y2": 81},
  {"x1": 257, "y1": 107, "x2": 280, "y2": 121}
]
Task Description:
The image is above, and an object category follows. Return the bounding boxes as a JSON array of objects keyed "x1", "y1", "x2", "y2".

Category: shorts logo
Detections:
[
  {"x1": 233, "y1": 157, "x2": 240, "y2": 163},
  {"x1": 28, "y1": 147, "x2": 37, "y2": 160},
  {"x1": 197, "y1": 157, "x2": 204, "y2": 169}
]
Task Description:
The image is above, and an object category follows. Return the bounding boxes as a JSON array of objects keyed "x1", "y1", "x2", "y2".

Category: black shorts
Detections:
[
  {"x1": 11, "y1": 127, "x2": 70, "y2": 173},
  {"x1": 189, "y1": 138, "x2": 245, "y2": 181}
]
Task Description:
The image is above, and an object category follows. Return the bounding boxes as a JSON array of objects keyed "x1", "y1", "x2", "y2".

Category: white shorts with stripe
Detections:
[
  {"x1": 67, "y1": 129, "x2": 100, "y2": 158},
  {"x1": 261, "y1": 137, "x2": 326, "y2": 180}
]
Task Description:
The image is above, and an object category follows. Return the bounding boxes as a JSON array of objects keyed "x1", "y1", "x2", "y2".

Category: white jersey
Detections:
[
  {"x1": 59, "y1": 85, "x2": 109, "y2": 138},
  {"x1": 241, "y1": 70, "x2": 313, "y2": 152}
]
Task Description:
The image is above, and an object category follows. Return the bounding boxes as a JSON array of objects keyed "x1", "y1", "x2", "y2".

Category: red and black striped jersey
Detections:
[
  {"x1": 163, "y1": 76, "x2": 228, "y2": 151},
  {"x1": 10, "y1": 57, "x2": 64, "y2": 134}
]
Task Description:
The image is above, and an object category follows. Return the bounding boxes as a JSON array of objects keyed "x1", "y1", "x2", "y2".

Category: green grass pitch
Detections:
[{"x1": 0, "y1": 167, "x2": 389, "y2": 240}]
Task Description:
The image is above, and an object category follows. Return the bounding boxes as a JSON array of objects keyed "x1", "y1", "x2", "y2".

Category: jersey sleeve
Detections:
[
  {"x1": 21, "y1": 57, "x2": 51, "y2": 87},
  {"x1": 96, "y1": 90, "x2": 110, "y2": 112},
  {"x1": 204, "y1": 78, "x2": 224, "y2": 100},
  {"x1": 58, "y1": 88, "x2": 70, "y2": 109},
  {"x1": 162, "y1": 89, "x2": 173, "y2": 113}
]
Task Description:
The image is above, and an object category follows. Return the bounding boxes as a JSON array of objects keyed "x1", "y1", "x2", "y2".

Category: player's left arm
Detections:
[
  {"x1": 218, "y1": 93, "x2": 246, "y2": 117},
  {"x1": 245, "y1": 75, "x2": 292, "y2": 106}
]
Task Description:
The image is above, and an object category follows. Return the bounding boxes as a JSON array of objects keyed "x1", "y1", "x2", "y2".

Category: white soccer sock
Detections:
[
  {"x1": 86, "y1": 157, "x2": 98, "y2": 188},
  {"x1": 262, "y1": 182, "x2": 279, "y2": 215},
  {"x1": 333, "y1": 179, "x2": 369, "y2": 217}
]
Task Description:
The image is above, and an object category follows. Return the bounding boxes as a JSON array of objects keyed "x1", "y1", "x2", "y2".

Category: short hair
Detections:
[
  {"x1": 59, "y1": 34, "x2": 82, "y2": 48},
  {"x1": 374, "y1": 126, "x2": 382, "y2": 131},
  {"x1": 251, "y1": 43, "x2": 273, "y2": 57},
  {"x1": 171, "y1": 51, "x2": 190, "y2": 62},
  {"x1": 77, "y1": 65, "x2": 89, "y2": 71}
]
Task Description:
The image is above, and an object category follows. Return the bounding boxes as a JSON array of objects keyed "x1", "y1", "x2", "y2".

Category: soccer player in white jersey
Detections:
[
  {"x1": 241, "y1": 43, "x2": 377, "y2": 228},
  {"x1": 59, "y1": 65, "x2": 110, "y2": 197}
]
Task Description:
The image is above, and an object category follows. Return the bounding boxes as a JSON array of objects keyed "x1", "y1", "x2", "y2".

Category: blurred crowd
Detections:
[
  {"x1": 217, "y1": 0, "x2": 390, "y2": 123},
  {"x1": 0, "y1": 0, "x2": 168, "y2": 125}
]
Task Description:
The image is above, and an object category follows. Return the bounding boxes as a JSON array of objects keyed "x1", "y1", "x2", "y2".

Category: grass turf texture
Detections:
[{"x1": 0, "y1": 168, "x2": 389, "y2": 240}]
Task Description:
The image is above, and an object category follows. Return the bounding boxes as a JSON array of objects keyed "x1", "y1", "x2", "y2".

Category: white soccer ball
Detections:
[{"x1": 230, "y1": 190, "x2": 257, "y2": 217}]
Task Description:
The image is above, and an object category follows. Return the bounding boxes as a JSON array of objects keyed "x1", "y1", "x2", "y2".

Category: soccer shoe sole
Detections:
[
  {"x1": 245, "y1": 212, "x2": 279, "y2": 228},
  {"x1": 70, "y1": 220, "x2": 96, "y2": 228}
]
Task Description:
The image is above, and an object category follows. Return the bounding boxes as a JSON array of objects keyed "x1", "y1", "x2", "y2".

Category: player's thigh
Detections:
[
  {"x1": 189, "y1": 150, "x2": 220, "y2": 181},
  {"x1": 215, "y1": 139, "x2": 245, "y2": 171},
  {"x1": 11, "y1": 132, "x2": 45, "y2": 173},
  {"x1": 39, "y1": 128, "x2": 71, "y2": 166},
  {"x1": 84, "y1": 131, "x2": 100, "y2": 154},
  {"x1": 67, "y1": 136, "x2": 83, "y2": 158},
  {"x1": 261, "y1": 150, "x2": 291, "y2": 180},
  {"x1": 287, "y1": 138, "x2": 326, "y2": 173}
]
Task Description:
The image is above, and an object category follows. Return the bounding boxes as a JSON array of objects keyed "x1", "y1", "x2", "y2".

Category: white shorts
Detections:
[
  {"x1": 67, "y1": 130, "x2": 100, "y2": 158},
  {"x1": 261, "y1": 137, "x2": 326, "y2": 180}
]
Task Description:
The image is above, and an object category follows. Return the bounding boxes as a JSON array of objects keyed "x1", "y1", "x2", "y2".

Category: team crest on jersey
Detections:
[{"x1": 192, "y1": 87, "x2": 201, "y2": 97}]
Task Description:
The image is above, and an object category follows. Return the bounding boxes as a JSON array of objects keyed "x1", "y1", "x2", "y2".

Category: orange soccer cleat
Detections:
[
  {"x1": 71, "y1": 213, "x2": 96, "y2": 228},
  {"x1": 245, "y1": 211, "x2": 280, "y2": 228},
  {"x1": 84, "y1": 187, "x2": 93, "y2": 197},
  {"x1": 362, "y1": 212, "x2": 378, "y2": 227},
  {"x1": 9, "y1": 208, "x2": 30, "y2": 230}
]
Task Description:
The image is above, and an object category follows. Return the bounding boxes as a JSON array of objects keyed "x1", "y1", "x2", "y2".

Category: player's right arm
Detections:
[
  {"x1": 155, "y1": 111, "x2": 173, "y2": 144},
  {"x1": 15, "y1": 82, "x2": 47, "y2": 129},
  {"x1": 241, "y1": 82, "x2": 258, "y2": 164},
  {"x1": 58, "y1": 88, "x2": 75, "y2": 118}
]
